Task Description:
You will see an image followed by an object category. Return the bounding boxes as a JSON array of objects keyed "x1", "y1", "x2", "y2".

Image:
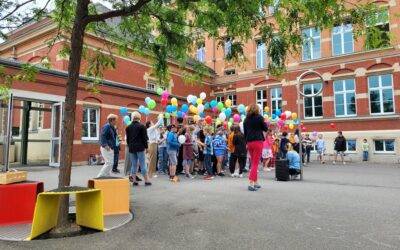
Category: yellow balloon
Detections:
[
  {"x1": 264, "y1": 114, "x2": 269, "y2": 120},
  {"x1": 225, "y1": 99, "x2": 232, "y2": 107},
  {"x1": 196, "y1": 98, "x2": 203, "y2": 105},
  {"x1": 193, "y1": 115, "x2": 200, "y2": 122},
  {"x1": 264, "y1": 106, "x2": 270, "y2": 113},
  {"x1": 289, "y1": 123, "x2": 294, "y2": 130},
  {"x1": 190, "y1": 105, "x2": 198, "y2": 114},
  {"x1": 171, "y1": 97, "x2": 178, "y2": 105},
  {"x1": 292, "y1": 112, "x2": 298, "y2": 119}
]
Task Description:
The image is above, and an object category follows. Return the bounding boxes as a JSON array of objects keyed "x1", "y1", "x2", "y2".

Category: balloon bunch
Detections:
[
  {"x1": 262, "y1": 107, "x2": 300, "y2": 131},
  {"x1": 119, "y1": 107, "x2": 131, "y2": 126}
]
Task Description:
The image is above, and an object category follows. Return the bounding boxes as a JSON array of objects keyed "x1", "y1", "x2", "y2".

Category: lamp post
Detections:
[{"x1": 296, "y1": 70, "x2": 324, "y2": 180}]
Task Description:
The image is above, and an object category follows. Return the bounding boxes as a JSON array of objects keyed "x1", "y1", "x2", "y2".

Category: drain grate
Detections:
[
  {"x1": 0, "y1": 223, "x2": 31, "y2": 241},
  {"x1": 104, "y1": 213, "x2": 133, "y2": 231}
]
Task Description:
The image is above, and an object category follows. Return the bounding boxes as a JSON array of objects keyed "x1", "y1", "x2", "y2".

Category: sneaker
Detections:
[
  {"x1": 132, "y1": 182, "x2": 139, "y2": 186},
  {"x1": 145, "y1": 182, "x2": 152, "y2": 186},
  {"x1": 231, "y1": 174, "x2": 235, "y2": 178},
  {"x1": 332, "y1": 161, "x2": 336, "y2": 165},
  {"x1": 254, "y1": 184, "x2": 261, "y2": 189},
  {"x1": 186, "y1": 174, "x2": 194, "y2": 179},
  {"x1": 112, "y1": 169, "x2": 120, "y2": 174},
  {"x1": 248, "y1": 186, "x2": 257, "y2": 191},
  {"x1": 136, "y1": 176, "x2": 143, "y2": 182},
  {"x1": 217, "y1": 172, "x2": 225, "y2": 177},
  {"x1": 233, "y1": 173, "x2": 239, "y2": 178},
  {"x1": 238, "y1": 174, "x2": 243, "y2": 178},
  {"x1": 203, "y1": 175, "x2": 213, "y2": 180}
]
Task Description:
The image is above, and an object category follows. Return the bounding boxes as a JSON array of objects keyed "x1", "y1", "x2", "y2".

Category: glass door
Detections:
[
  {"x1": 0, "y1": 93, "x2": 13, "y2": 171},
  {"x1": 49, "y1": 102, "x2": 63, "y2": 167}
]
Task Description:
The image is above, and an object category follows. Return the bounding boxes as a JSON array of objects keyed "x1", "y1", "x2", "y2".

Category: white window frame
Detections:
[
  {"x1": 333, "y1": 79, "x2": 357, "y2": 117},
  {"x1": 270, "y1": 87, "x2": 282, "y2": 114},
  {"x1": 302, "y1": 27, "x2": 321, "y2": 61},
  {"x1": 368, "y1": 74, "x2": 395, "y2": 115},
  {"x1": 346, "y1": 139, "x2": 357, "y2": 153},
  {"x1": 146, "y1": 81, "x2": 156, "y2": 91},
  {"x1": 224, "y1": 39, "x2": 232, "y2": 57},
  {"x1": 216, "y1": 95, "x2": 224, "y2": 103},
  {"x1": 303, "y1": 83, "x2": 323, "y2": 119},
  {"x1": 256, "y1": 40, "x2": 267, "y2": 69},
  {"x1": 374, "y1": 139, "x2": 395, "y2": 154},
  {"x1": 82, "y1": 106, "x2": 100, "y2": 141},
  {"x1": 332, "y1": 23, "x2": 354, "y2": 56},
  {"x1": 196, "y1": 44, "x2": 206, "y2": 62},
  {"x1": 226, "y1": 94, "x2": 237, "y2": 107},
  {"x1": 256, "y1": 89, "x2": 268, "y2": 111}
]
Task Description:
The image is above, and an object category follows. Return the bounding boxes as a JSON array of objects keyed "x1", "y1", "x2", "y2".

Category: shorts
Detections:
[
  {"x1": 317, "y1": 149, "x2": 324, "y2": 155},
  {"x1": 336, "y1": 150, "x2": 345, "y2": 155},
  {"x1": 182, "y1": 159, "x2": 193, "y2": 166},
  {"x1": 167, "y1": 151, "x2": 178, "y2": 165},
  {"x1": 262, "y1": 148, "x2": 273, "y2": 159},
  {"x1": 214, "y1": 149, "x2": 225, "y2": 157}
]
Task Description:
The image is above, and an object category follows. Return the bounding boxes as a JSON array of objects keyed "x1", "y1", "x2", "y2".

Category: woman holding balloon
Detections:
[{"x1": 243, "y1": 104, "x2": 268, "y2": 191}]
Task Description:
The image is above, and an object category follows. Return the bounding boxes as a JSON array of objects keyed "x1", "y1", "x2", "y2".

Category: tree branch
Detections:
[
  {"x1": 0, "y1": 0, "x2": 35, "y2": 22},
  {"x1": 85, "y1": 0, "x2": 151, "y2": 23}
]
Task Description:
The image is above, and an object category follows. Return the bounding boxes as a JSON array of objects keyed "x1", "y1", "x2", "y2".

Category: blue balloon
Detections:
[
  {"x1": 171, "y1": 105, "x2": 177, "y2": 112},
  {"x1": 199, "y1": 112, "x2": 205, "y2": 118},
  {"x1": 166, "y1": 105, "x2": 173, "y2": 113},
  {"x1": 181, "y1": 104, "x2": 189, "y2": 113},
  {"x1": 272, "y1": 114, "x2": 277, "y2": 120},
  {"x1": 225, "y1": 108, "x2": 232, "y2": 117},
  {"x1": 204, "y1": 102, "x2": 210, "y2": 110},
  {"x1": 275, "y1": 109, "x2": 281, "y2": 116},
  {"x1": 210, "y1": 100, "x2": 217, "y2": 108},
  {"x1": 120, "y1": 107, "x2": 128, "y2": 115},
  {"x1": 238, "y1": 104, "x2": 246, "y2": 114},
  {"x1": 177, "y1": 111, "x2": 183, "y2": 118},
  {"x1": 139, "y1": 105, "x2": 146, "y2": 113},
  {"x1": 144, "y1": 108, "x2": 150, "y2": 116},
  {"x1": 123, "y1": 115, "x2": 131, "y2": 125}
]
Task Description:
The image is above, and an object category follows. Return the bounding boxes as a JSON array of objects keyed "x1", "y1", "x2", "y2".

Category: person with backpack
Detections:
[
  {"x1": 167, "y1": 124, "x2": 180, "y2": 182},
  {"x1": 229, "y1": 125, "x2": 247, "y2": 178}
]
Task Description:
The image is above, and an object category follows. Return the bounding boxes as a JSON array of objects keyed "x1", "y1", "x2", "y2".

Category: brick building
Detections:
[{"x1": 0, "y1": 1, "x2": 399, "y2": 165}]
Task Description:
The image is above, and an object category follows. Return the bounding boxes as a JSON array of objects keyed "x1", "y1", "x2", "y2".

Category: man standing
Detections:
[
  {"x1": 97, "y1": 114, "x2": 118, "y2": 177},
  {"x1": 112, "y1": 126, "x2": 121, "y2": 173},
  {"x1": 126, "y1": 111, "x2": 151, "y2": 186},
  {"x1": 146, "y1": 118, "x2": 163, "y2": 178}
]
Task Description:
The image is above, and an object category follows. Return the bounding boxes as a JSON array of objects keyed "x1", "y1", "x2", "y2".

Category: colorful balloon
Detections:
[
  {"x1": 198, "y1": 104, "x2": 205, "y2": 113},
  {"x1": 171, "y1": 97, "x2": 178, "y2": 106},
  {"x1": 210, "y1": 100, "x2": 218, "y2": 108},
  {"x1": 123, "y1": 115, "x2": 131, "y2": 125},
  {"x1": 145, "y1": 97, "x2": 151, "y2": 104},
  {"x1": 156, "y1": 87, "x2": 163, "y2": 96},
  {"x1": 225, "y1": 99, "x2": 232, "y2": 108},
  {"x1": 178, "y1": 135, "x2": 186, "y2": 144},
  {"x1": 205, "y1": 116, "x2": 213, "y2": 125},
  {"x1": 280, "y1": 113, "x2": 286, "y2": 120},
  {"x1": 224, "y1": 108, "x2": 232, "y2": 117},
  {"x1": 139, "y1": 105, "x2": 146, "y2": 113},
  {"x1": 193, "y1": 115, "x2": 201, "y2": 122},
  {"x1": 200, "y1": 92, "x2": 207, "y2": 100},
  {"x1": 291, "y1": 112, "x2": 298, "y2": 120},
  {"x1": 233, "y1": 114, "x2": 241, "y2": 122},
  {"x1": 219, "y1": 112, "x2": 226, "y2": 121},
  {"x1": 289, "y1": 123, "x2": 294, "y2": 130},
  {"x1": 119, "y1": 107, "x2": 128, "y2": 115},
  {"x1": 164, "y1": 113, "x2": 170, "y2": 119},
  {"x1": 285, "y1": 111, "x2": 292, "y2": 119},
  {"x1": 217, "y1": 102, "x2": 224, "y2": 111},
  {"x1": 147, "y1": 99, "x2": 156, "y2": 110},
  {"x1": 196, "y1": 98, "x2": 203, "y2": 105},
  {"x1": 264, "y1": 106, "x2": 270, "y2": 113},
  {"x1": 161, "y1": 98, "x2": 168, "y2": 107},
  {"x1": 237, "y1": 104, "x2": 246, "y2": 114},
  {"x1": 181, "y1": 104, "x2": 189, "y2": 113},
  {"x1": 330, "y1": 123, "x2": 336, "y2": 128},
  {"x1": 161, "y1": 90, "x2": 169, "y2": 99}
]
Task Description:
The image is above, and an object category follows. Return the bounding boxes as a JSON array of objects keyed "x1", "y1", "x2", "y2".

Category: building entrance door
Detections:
[{"x1": 49, "y1": 102, "x2": 63, "y2": 167}]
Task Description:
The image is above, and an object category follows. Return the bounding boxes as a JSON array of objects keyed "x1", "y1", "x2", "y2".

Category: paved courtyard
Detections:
[{"x1": 1, "y1": 162, "x2": 400, "y2": 249}]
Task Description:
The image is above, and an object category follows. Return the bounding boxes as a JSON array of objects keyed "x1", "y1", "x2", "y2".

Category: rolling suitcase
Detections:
[{"x1": 275, "y1": 159, "x2": 290, "y2": 181}]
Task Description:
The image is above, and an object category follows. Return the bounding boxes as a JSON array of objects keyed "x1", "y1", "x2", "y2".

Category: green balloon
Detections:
[
  {"x1": 217, "y1": 102, "x2": 224, "y2": 110},
  {"x1": 229, "y1": 118, "x2": 234, "y2": 123},
  {"x1": 147, "y1": 100, "x2": 156, "y2": 110},
  {"x1": 164, "y1": 113, "x2": 171, "y2": 119},
  {"x1": 156, "y1": 87, "x2": 163, "y2": 95}
]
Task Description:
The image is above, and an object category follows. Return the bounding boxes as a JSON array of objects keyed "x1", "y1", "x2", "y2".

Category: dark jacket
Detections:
[
  {"x1": 233, "y1": 133, "x2": 247, "y2": 157},
  {"x1": 243, "y1": 114, "x2": 268, "y2": 142},
  {"x1": 126, "y1": 121, "x2": 148, "y2": 153},
  {"x1": 100, "y1": 123, "x2": 117, "y2": 149},
  {"x1": 334, "y1": 136, "x2": 347, "y2": 151},
  {"x1": 280, "y1": 137, "x2": 289, "y2": 154}
]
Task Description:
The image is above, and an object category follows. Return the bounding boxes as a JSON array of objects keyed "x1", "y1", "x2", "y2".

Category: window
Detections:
[
  {"x1": 226, "y1": 94, "x2": 237, "y2": 106},
  {"x1": 374, "y1": 139, "x2": 395, "y2": 153},
  {"x1": 368, "y1": 74, "x2": 394, "y2": 114},
  {"x1": 224, "y1": 39, "x2": 232, "y2": 57},
  {"x1": 196, "y1": 42, "x2": 206, "y2": 62},
  {"x1": 29, "y1": 103, "x2": 44, "y2": 132},
  {"x1": 346, "y1": 139, "x2": 357, "y2": 152},
  {"x1": 332, "y1": 23, "x2": 353, "y2": 56},
  {"x1": 256, "y1": 40, "x2": 267, "y2": 69},
  {"x1": 302, "y1": 27, "x2": 321, "y2": 61},
  {"x1": 146, "y1": 80, "x2": 156, "y2": 91},
  {"x1": 216, "y1": 96, "x2": 225, "y2": 103},
  {"x1": 366, "y1": 9, "x2": 390, "y2": 50},
  {"x1": 303, "y1": 83, "x2": 323, "y2": 118},
  {"x1": 256, "y1": 90, "x2": 268, "y2": 112},
  {"x1": 224, "y1": 69, "x2": 236, "y2": 75},
  {"x1": 334, "y1": 79, "x2": 356, "y2": 116},
  {"x1": 270, "y1": 87, "x2": 282, "y2": 114},
  {"x1": 82, "y1": 107, "x2": 99, "y2": 140}
]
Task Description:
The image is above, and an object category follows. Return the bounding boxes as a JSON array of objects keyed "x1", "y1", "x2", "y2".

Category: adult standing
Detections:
[
  {"x1": 126, "y1": 112, "x2": 151, "y2": 186},
  {"x1": 112, "y1": 126, "x2": 121, "y2": 173},
  {"x1": 146, "y1": 118, "x2": 163, "y2": 178},
  {"x1": 334, "y1": 131, "x2": 347, "y2": 165},
  {"x1": 243, "y1": 104, "x2": 268, "y2": 191},
  {"x1": 302, "y1": 133, "x2": 313, "y2": 164},
  {"x1": 98, "y1": 114, "x2": 118, "y2": 177}
]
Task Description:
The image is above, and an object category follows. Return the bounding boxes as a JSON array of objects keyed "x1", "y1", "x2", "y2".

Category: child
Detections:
[
  {"x1": 280, "y1": 131, "x2": 289, "y2": 158},
  {"x1": 157, "y1": 127, "x2": 168, "y2": 175},
  {"x1": 271, "y1": 138, "x2": 280, "y2": 169},
  {"x1": 230, "y1": 125, "x2": 247, "y2": 178},
  {"x1": 316, "y1": 134, "x2": 326, "y2": 164},
  {"x1": 362, "y1": 139, "x2": 369, "y2": 161},
  {"x1": 182, "y1": 126, "x2": 195, "y2": 179},
  {"x1": 213, "y1": 128, "x2": 227, "y2": 177},
  {"x1": 262, "y1": 129, "x2": 273, "y2": 171},
  {"x1": 203, "y1": 126, "x2": 214, "y2": 180},
  {"x1": 166, "y1": 125, "x2": 180, "y2": 182}
]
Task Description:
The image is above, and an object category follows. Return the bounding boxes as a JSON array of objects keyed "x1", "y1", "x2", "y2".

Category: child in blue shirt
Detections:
[
  {"x1": 213, "y1": 128, "x2": 227, "y2": 177},
  {"x1": 316, "y1": 134, "x2": 326, "y2": 164},
  {"x1": 203, "y1": 126, "x2": 214, "y2": 180}
]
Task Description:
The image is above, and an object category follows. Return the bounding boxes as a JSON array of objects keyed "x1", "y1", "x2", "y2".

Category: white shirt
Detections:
[{"x1": 147, "y1": 119, "x2": 162, "y2": 143}]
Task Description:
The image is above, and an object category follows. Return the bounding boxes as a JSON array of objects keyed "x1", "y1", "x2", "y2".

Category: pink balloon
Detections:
[
  {"x1": 212, "y1": 107, "x2": 218, "y2": 113},
  {"x1": 161, "y1": 90, "x2": 169, "y2": 99},
  {"x1": 233, "y1": 114, "x2": 241, "y2": 123}
]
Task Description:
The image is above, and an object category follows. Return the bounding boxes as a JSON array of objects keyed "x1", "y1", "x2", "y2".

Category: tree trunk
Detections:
[{"x1": 56, "y1": 0, "x2": 89, "y2": 229}]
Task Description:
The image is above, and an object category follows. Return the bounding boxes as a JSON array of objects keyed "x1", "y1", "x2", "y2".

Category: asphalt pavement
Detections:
[{"x1": 1, "y1": 162, "x2": 400, "y2": 250}]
